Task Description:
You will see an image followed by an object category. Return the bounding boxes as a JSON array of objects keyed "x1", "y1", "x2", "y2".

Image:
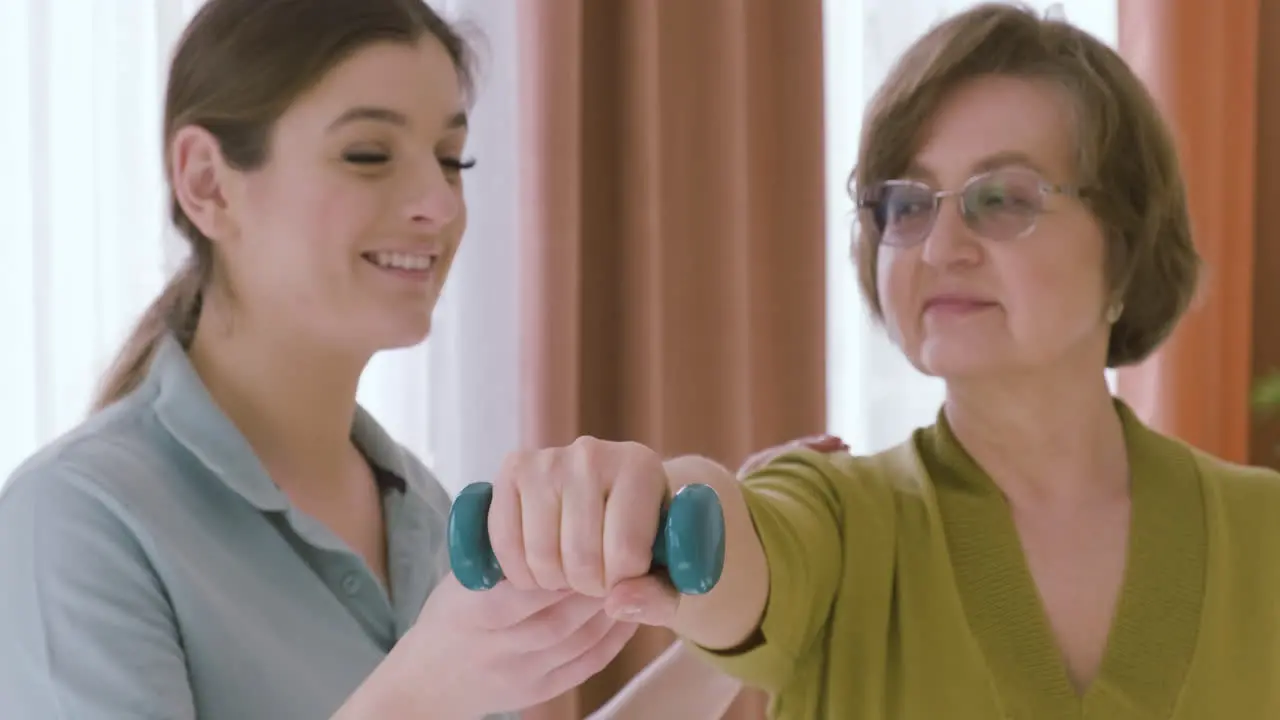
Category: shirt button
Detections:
[{"x1": 340, "y1": 574, "x2": 362, "y2": 596}]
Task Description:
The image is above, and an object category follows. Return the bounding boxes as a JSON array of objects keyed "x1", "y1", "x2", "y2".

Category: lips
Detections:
[{"x1": 922, "y1": 294, "x2": 998, "y2": 315}]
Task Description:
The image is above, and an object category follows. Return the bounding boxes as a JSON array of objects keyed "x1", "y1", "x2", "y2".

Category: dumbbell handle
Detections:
[{"x1": 447, "y1": 482, "x2": 726, "y2": 595}]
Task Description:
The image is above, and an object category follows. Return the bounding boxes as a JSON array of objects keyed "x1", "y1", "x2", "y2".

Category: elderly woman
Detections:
[{"x1": 487, "y1": 4, "x2": 1280, "y2": 719}]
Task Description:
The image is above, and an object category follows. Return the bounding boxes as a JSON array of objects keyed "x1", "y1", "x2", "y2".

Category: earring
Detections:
[{"x1": 1105, "y1": 301, "x2": 1124, "y2": 324}]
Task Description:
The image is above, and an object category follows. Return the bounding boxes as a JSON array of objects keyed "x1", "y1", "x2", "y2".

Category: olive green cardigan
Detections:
[{"x1": 688, "y1": 402, "x2": 1280, "y2": 719}]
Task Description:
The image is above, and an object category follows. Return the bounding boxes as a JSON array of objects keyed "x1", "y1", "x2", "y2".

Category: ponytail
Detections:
[{"x1": 91, "y1": 260, "x2": 205, "y2": 412}]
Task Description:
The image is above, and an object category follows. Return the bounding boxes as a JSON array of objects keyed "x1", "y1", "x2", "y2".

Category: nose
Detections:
[
  {"x1": 406, "y1": 162, "x2": 462, "y2": 230},
  {"x1": 919, "y1": 198, "x2": 981, "y2": 268}
]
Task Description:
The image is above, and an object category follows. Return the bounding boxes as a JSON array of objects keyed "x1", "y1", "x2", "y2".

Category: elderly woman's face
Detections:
[{"x1": 874, "y1": 74, "x2": 1112, "y2": 380}]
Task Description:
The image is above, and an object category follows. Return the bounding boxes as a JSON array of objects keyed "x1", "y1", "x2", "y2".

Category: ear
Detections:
[{"x1": 170, "y1": 126, "x2": 237, "y2": 243}]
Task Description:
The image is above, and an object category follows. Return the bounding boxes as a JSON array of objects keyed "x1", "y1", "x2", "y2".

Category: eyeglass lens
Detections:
[{"x1": 873, "y1": 169, "x2": 1048, "y2": 247}]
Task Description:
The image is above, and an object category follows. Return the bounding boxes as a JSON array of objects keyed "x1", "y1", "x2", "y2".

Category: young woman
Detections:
[
  {"x1": 485, "y1": 5, "x2": 1280, "y2": 719},
  {"x1": 0, "y1": 2, "x2": 636, "y2": 718}
]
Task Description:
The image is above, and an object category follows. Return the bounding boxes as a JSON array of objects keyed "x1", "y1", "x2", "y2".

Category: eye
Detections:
[
  {"x1": 974, "y1": 182, "x2": 1038, "y2": 213},
  {"x1": 439, "y1": 156, "x2": 477, "y2": 173},
  {"x1": 885, "y1": 190, "x2": 933, "y2": 219},
  {"x1": 343, "y1": 150, "x2": 390, "y2": 166}
]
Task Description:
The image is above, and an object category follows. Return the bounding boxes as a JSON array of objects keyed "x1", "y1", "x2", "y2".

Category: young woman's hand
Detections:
[
  {"x1": 337, "y1": 573, "x2": 637, "y2": 718},
  {"x1": 736, "y1": 433, "x2": 848, "y2": 478}
]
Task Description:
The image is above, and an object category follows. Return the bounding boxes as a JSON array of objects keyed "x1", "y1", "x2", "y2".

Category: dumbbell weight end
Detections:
[{"x1": 447, "y1": 482, "x2": 726, "y2": 595}]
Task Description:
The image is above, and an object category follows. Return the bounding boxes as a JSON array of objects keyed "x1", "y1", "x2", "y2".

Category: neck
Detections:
[
  {"x1": 943, "y1": 359, "x2": 1128, "y2": 505},
  {"x1": 188, "y1": 304, "x2": 370, "y2": 486}
]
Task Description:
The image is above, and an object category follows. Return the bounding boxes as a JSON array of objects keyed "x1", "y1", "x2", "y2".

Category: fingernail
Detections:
[{"x1": 612, "y1": 605, "x2": 643, "y2": 618}]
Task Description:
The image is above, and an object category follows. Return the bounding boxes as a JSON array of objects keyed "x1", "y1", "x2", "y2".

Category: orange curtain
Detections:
[
  {"x1": 1250, "y1": 4, "x2": 1280, "y2": 467},
  {"x1": 1115, "y1": 0, "x2": 1260, "y2": 463},
  {"x1": 516, "y1": 0, "x2": 827, "y2": 717}
]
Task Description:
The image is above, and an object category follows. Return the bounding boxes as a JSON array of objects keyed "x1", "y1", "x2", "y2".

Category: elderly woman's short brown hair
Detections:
[{"x1": 850, "y1": 2, "x2": 1200, "y2": 368}]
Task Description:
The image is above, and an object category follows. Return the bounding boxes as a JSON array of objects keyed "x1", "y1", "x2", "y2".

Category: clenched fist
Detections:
[{"x1": 488, "y1": 437, "x2": 671, "y2": 601}]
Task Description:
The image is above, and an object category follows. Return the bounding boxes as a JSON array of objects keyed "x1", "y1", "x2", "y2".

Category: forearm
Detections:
[
  {"x1": 332, "y1": 656, "x2": 463, "y2": 720},
  {"x1": 663, "y1": 455, "x2": 769, "y2": 650},
  {"x1": 331, "y1": 666, "x2": 404, "y2": 720},
  {"x1": 588, "y1": 641, "x2": 743, "y2": 720}
]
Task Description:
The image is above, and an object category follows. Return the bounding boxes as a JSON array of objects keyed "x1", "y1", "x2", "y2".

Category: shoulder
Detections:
[
  {"x1": 0, "y1": 397, "x2": 174, "y2": 598},
  {"x1": 741, "y1": 438, "x2": 928, "y2": 527},
  {"x1": 2, "y1": 390, "x2": 183, "y2": 528},
  {"x1": 1186, "y1": 444, "x2": 1280, "y2": 512}
]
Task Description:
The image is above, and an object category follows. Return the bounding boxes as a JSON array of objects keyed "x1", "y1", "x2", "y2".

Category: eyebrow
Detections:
[
  {"x1": 326, "y1": 106, "x2": 469, "y2": 132},
  {"x1": 906, "y1": 150, "x2": 1051, "y2": 182}
]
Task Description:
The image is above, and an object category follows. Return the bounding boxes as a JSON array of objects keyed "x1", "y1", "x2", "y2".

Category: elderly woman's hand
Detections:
[{"x1": 737, "y1": 434, "x2": 848, "y2": 478}]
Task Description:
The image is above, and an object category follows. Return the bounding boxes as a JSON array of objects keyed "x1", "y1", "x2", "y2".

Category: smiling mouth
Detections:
[{"x1": 362, "y1": 251, "x2": 438, "y2": 276}]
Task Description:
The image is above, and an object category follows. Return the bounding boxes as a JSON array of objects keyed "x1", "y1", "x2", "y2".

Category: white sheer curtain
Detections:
[
  {"x1": 823, "y1": 0, "x2": 1119, "y2": 454},
  {"x1": 358, "y1": 0, "x2": 523, "y2": 496},
  {"x1": 0, "y1": 0, "x2": 523, "y2": 494}
]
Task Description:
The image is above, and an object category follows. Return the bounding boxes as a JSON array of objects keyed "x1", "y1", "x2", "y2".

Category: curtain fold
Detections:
[
  {"x1": 1115, "y1": 0, "x2": 1260, "y2": 463},
  {"x1": 517, "y1": 1, "x2": 828, "y2": 717}
]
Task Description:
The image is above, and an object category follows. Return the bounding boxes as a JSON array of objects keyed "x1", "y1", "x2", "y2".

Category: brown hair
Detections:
[
  {"x1": 91, "y1": 0, "x2": 475, "y2": 411},
  {"x1": 850, "y1": 2, "x2": 1200, "y2": 368}
]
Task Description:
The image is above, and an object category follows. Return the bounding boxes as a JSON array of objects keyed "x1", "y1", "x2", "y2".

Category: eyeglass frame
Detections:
[{"x1": 854, "y1": 167, "x2": 1090, "y2": 249}]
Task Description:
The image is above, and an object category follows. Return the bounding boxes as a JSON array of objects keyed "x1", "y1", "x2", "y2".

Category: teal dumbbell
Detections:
[{"x1": 447, "y1": 482, "x2": 726, "y2": 595}]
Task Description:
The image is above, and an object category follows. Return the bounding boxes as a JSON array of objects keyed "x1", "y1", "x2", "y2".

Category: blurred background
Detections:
[{"x1": 0, "y1": 0, "x2": 1268, "y2": 717}]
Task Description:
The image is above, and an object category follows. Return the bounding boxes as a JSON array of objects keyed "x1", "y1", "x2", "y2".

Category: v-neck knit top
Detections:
[{"x1": 687, "y1": 401, "x2": 1280, "y2": 719}]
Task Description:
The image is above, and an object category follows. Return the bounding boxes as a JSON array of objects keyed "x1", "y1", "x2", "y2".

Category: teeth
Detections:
[{"x1": 368, "y1": 251, "x2": 435, "y2": 271}]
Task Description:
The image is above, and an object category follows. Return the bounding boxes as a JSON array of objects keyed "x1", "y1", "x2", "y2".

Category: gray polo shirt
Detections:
[{"x1": 0, "y1": 336, "x2": 506, "y2": 719}]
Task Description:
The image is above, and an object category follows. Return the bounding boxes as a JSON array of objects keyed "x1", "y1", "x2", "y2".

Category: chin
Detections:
[
  {"x1": 367, "y1": 315, "x2": 434, "y2": 352},
  {"x1": 914, "y1": 340, "x2": 1013, "y2": 380}
]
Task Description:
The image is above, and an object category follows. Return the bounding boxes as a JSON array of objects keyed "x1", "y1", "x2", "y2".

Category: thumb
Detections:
[{"x1": 604, "y1": 576, "x2": 680, "y2": 627}]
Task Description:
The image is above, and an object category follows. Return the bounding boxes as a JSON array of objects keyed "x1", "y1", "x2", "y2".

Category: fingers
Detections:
[
  {"x1": 521, "y1": 475, "x2": 569, "y2": 591},
  {"x1": 490, "y1": 453, "x2": 536, "y2": 589},
  {"x1": 469, "y1": 580, "x2": 574, "y2": 630},
  {"x1": 602, "y1": 443, "x2": 666, "y2": 589},
  {"x1": 492, "y1": 438, "x2": 665, "y2": 596},
  {"x1": 536, "y1": 619, "x2": 639, "y2": 703},
  {"x1": 527, "y1": 607, "x2": 615, "y2": 670},
  {"x1": 502, "y1": 592, "x2": 604, "y2": 653},
  {"x1": 604, "y1": 575, "x2": 681, "y2": 627},
  {"x1": 560, "y1": 465, "x2": 607, "y2": 597}
]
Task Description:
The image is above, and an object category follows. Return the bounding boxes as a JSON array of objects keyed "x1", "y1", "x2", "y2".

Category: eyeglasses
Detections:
[{"x1": 857, "y1": 168, "x2": 1083, "y2": 248}]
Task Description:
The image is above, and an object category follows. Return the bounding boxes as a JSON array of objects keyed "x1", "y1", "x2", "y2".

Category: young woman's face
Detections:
[
  {"x1": 216, "y1": 37, "x2": 471, "y2": 354},
  {"x1": 874, "y1": 75, "x2": 1113, "y2": 381}
]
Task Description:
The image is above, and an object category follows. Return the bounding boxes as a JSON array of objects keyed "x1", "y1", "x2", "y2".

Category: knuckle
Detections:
[
  {"x1": 620, "y1": 439, "x2": 656, "y2": 463},
  {"x1": 609, "y1": 542, "x2": 653, "y2": 579},
  {"x1": 561, "y1": 549, "x2": 605, "y2": 592},
  {"x1": 525, "y1": 561, "x2": 566, "y2": 591},
  {"x1": 572, "y1": 435, "x2": 605, "y2": 465},
  {"x1": 524, "y1": 525, "x2": 560, "y2": 557},
  {"x1": 496, "y1": 449, "x2": 532, "y2": 487}
]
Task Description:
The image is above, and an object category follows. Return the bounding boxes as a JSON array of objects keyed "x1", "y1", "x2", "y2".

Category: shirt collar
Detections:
[{"x1": 147, "y1": 334, "x2": 418, "y2": 511}]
